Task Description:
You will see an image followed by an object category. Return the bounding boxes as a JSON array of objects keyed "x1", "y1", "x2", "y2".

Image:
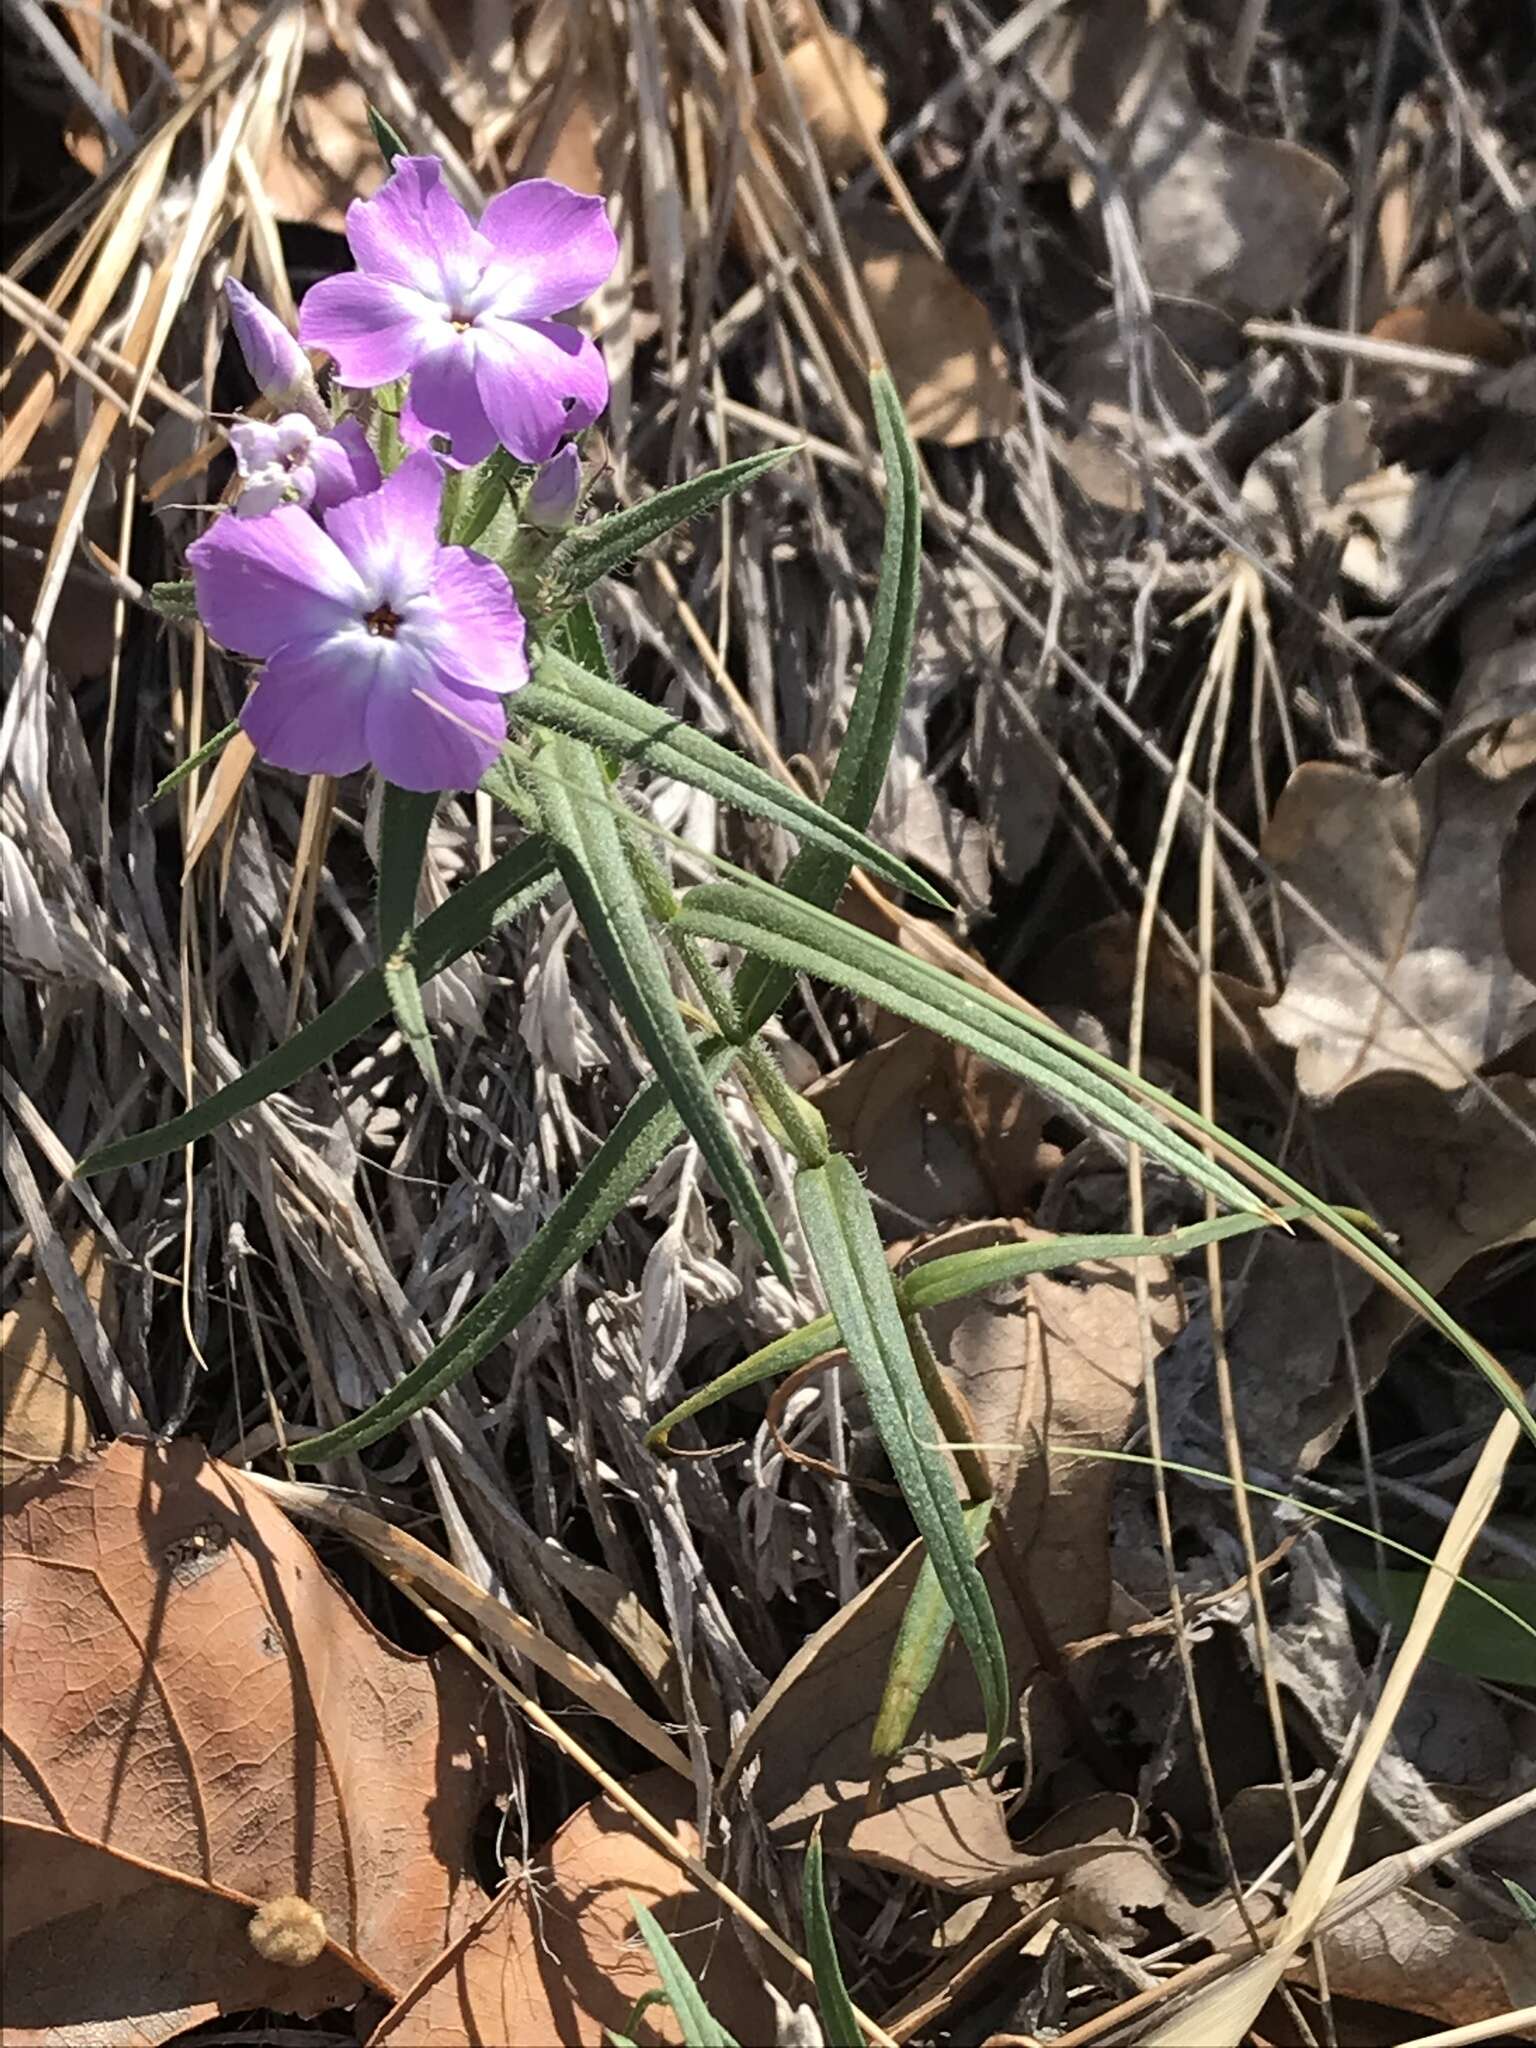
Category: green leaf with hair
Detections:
[
  {"x1": 646, "y1": 1208, "x2": 1284, "y2": 1450},
  {"x1": 544, "y1": 447, "x2": 794, "y2": 602},
  {"x1": 149, "y1": 718, "x2": 238, "y2": 804},
  {"x1": 797, "y1": 1156, "x2": 1010, "y2": 1766},
  {"x1": 736, "y1": 367, "x2": 920, "y2": 1034},
  {"x1": 803, "y1": 1827, "x2": 863, "y2": 2048},
  {"x1": 377, "y1": 783, "x2": 441, "y2": 1095},
  {"x1": 531, "y1": 733, "x2": 789, "y2": 1283},
  {"x1": 516, "y1": 645, "x2": 946, "y2": 907},
  {"x1": 628, "y1": 1901, "x2": 739, "y2": 2048}
]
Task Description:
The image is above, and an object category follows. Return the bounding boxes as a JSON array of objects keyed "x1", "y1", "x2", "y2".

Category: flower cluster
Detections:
[{"x1": 189, "y1": 157, "x2": 616, "y2": 792}]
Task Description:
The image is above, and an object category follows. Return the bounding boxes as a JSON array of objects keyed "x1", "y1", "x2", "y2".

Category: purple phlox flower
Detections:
[
  {"x1": 298, "y1": 156, "x2": 618, "y2": 469},
  {"x1": 524, "y1": 443, "x2": 582, "y2": 530},
  {"x1": 228, "y1": 412, "x2": 381, "y2": 520},
  {"x1": 224, "y1": 279, "x2": 324, "y2": 422},
  {"x1": 186, "y1": 450, "x2": 528, "y2": 793}
]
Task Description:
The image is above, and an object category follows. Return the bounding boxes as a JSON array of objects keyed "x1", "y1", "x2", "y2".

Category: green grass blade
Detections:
[
  {"x1": 898, "y1": 1210, "x2": 1286, "y2": 1312},
  {"x1": 647, "y1": 1211, "x2": 1284, "y2": 1449},
  {"x1": 628, "y1": 1901, "x2": 739, "y2": 2048},
  {"x1": 149, "y1": 718, "x2": 238, "y2": 803},
  {"x1": 872, "y1": 1498, "x2": 993, "y2": 1764},
  {"x1": 737, "y1": 368, "x2": 921, "y2": 1033},
  {"x1": 377, "y1": 784, "x2": 442, "y2": 1095},
  {"x1": 517, "y1": 645, "x2": 946, "y2": 908},
  {"x1": 289, "y1": 1053, "x2": 727, "y2": 1462},
  {"x1": 545, "y1": 447, "x2": 793, "y2": 600},
  {"x1": 797, "y1": 1157, "x2": 1010, "y2": 1766},
  {"x1": 679, "y1": 880, "x2": 1262, "y2": 1220},
  {"x1": 79, "y1": 838, "x2": 558, "y2": 1176},
  {"x1": 1508, "y1": 1881, "x2": 1536, "y2": 1927},
  {"x1": 803, "y1": 1828, "x2": 864, "y2": 2048},
  {"x1": 533, "y1": 734, "x2": 790, "y2": 1284},
  {"x1": 646, "y1": 1312, "x2": 840, "y2": 1449}
]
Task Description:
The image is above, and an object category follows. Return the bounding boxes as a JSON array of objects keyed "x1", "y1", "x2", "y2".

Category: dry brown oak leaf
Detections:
[
  {"x1": 370, "y1": 1769, "x2": 779, "y2": 2047},
  {"x1": 1, "y1": 1436, "x2": 492, "y2": 2047}
]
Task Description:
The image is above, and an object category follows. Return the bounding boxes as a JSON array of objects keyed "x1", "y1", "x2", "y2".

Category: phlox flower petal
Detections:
[
  {"x1": 186, "y1": 451, "x2": 528, "y2": 791},
  {"x1": 296, "y1": 154, "x2": 616, "y2": 465}
]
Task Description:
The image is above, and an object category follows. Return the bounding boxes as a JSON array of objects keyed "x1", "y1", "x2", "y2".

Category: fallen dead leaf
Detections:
[
  {"x1": 2, "y1": 1437, "x2": 491, "y2": 2045},
  {"x1": 1050, "y1": 309, "x2": 1210, "y2": 513},
  {"x1": 1370, "y1": 301, "x2": 1522, "y2": 369},
  {"x1": 1052, "y1": 0, "x2": 1346, "y2": 317},
  {"x1": 847, "y1": 209, "x2": 1019, "y2": 444},
  {"x1": 0, "y1": 1229, "x2": 104, "y2": 1484},
  {"x1": 808, "y1": 1031, "x2": 1052, "y2": 1235},
  {"x1": 1261, "y1": 695, "x2": 1536, "y2": 1097},
  {"x1": 778, "y1": 33, "x2": 887, "y2": 180},
  {"x1": 719, "y1": 1234, "x2": 1182, "y2": 1889},
  {"x1": 1307, "y1": 1877, "x2": 1536, "y2": 2026},
  {"x1": 369, "y1": 1771, "x2": 777, "y2": 2047}
]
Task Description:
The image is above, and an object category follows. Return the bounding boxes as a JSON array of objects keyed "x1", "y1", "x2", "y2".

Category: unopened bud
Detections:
[
  {"x1": 224, "y1": 279, "x2": 323, "y2": 420},
  {"x1": 525, "y1": 443, "x2": 582, "y2": 529}
]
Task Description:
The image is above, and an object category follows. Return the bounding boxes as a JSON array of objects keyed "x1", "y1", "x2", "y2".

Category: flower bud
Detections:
[
  {"x1": 224, "y1": 280, "x2": 323, "y2": 419},
  {"x1": 525, "y1": 443, "x2": 582, "y2": 529}
]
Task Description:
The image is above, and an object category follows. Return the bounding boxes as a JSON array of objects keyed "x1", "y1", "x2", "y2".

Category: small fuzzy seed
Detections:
[{"x1": 248, "y1": 1892, "x2": 327, "y2": 1968}]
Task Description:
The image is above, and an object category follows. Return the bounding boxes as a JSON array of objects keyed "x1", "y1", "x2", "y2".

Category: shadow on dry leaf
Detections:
[{"x1": 368, "y1": 1770, "x2": 776, "y2": 2048}]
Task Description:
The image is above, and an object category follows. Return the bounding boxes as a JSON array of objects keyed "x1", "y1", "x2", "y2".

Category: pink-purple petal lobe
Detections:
[
  {"x1": 187, "y1": 506, "x2": 364, "y2": 659},
  {"x1": 322, "y1": 450, "x2": 445, "y2": 596},
  {"x1": 472, "y1": 320, "x2": 609, "y2": 463},
  {"x1": 478, "y1": 180, "x2": 618, "y2": 319},
  {"x1": 344, "y1": 156, "x2": 482, "y2": 296},
  {"x1": 399, "y1": 334, "x2": 500, "y2": 466},
  {"x1": 239, "y1": 635, "x2": 374, "y2": 776},
  {"x1": 298, "y1": 274, "x2": 443, "y2": 387},
  {"x1": 308, "y1": 417, "x2": 382, "y2": 512},
  {"x1": 365, "y1": 666, "x2": 508, "y2": 791},
  {"x1": 410, "y1": 549, "x2": 529, "y2": 694}
]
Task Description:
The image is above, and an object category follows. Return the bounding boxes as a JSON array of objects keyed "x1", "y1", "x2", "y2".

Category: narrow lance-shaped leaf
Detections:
[
  {"x1": 544, "y1": 447, "x2": 794, "y2": 602},
  {"x1": 446, "y1": 445, "x2": 525, "y2": 547},
  {"x1": 79, "y1": 838, "x2": 559, "y2": 1176},
  {"x1": 872, "y1": 1498, "x2": 993, "y2": 1765},
  {"x1": 797, "y1": 1156, "x2": 1010, "y2": 1765},
  {"x1": 532, "y1": 735, "x2": 790, "y2": 1283},
  {"x1": 367, "y1": 104, "x2": 409, "y2": 166},
  {"x1": 149, "y1": 718, "x2": 238, "y2": 804},
  {"x1": 679, "y1": 878, "x2": 1263, "y2": 1219},
  {"x1": 377, "y1": 783, "x2": 441, "y2": 1095},
  {"x1": 737, "y1": 367, "x2": 921, "y2": 1032},
  {"x1": 628, "y1": 1900, "x2": 739, "y2": 2048},
  {"x1": 517, "y1": 645, "x2": 946, "y2": 907},
  {"x1": 803, "y1": 1828, "x2": 864, "y2": 2048},
  {"x1": 646, "y1": 1208, "x2": 1283, "y2": 1449}
]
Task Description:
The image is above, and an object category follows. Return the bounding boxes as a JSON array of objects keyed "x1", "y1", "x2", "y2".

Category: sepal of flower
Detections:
[
  {"x1": 224, "y1": 279, "x2": 326, "y2": 423},
  {"x1": 228, "y1": 413, "x2": 382, "y2": 519},
  {"x1": 186, "y1": 451, "x2": 528, "y2": 793},
  {"x1": 298, "y1": 156, "x2": 618, "y2": 468}
]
